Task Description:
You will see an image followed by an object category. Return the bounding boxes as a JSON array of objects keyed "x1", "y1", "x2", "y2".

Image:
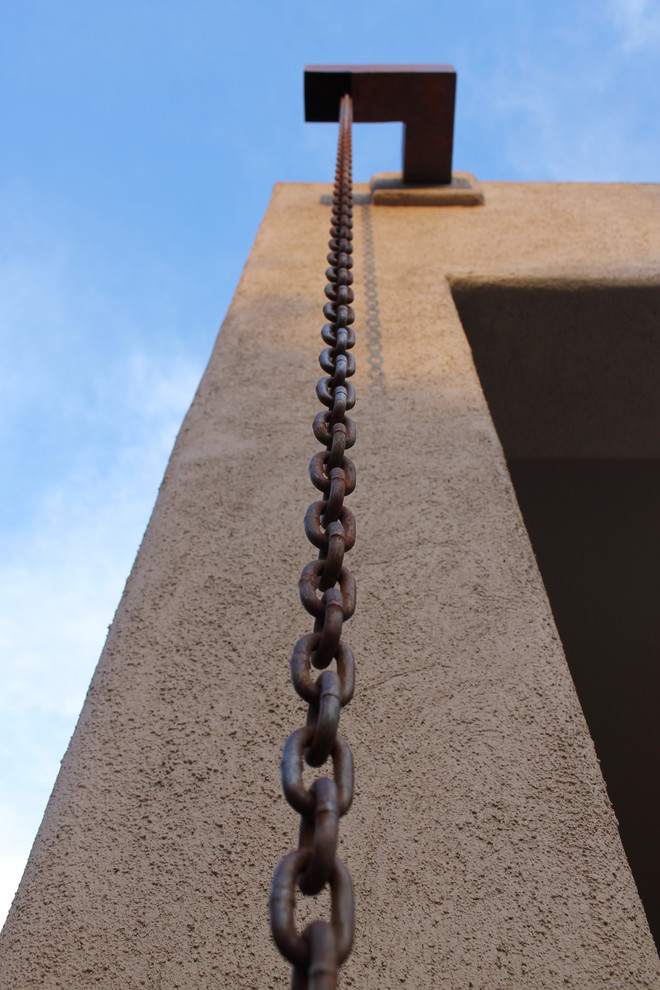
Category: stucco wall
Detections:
[{"x1": 1, "y1": 181, "x2": 659, "y2": 988}]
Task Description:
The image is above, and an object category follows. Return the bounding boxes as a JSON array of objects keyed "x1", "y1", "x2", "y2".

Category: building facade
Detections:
[{"x1": 1, "y1": 178, "x2": 659, "y2": 988}]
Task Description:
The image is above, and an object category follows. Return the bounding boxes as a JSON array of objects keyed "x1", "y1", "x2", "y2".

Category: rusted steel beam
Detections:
[{"x1": 304, "y1": 65, "x2": 456, "y2": 185}]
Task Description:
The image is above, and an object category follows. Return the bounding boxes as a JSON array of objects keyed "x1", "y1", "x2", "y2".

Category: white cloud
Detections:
[
  {"x1": 0, "y1": 196, "x2": 204, "y2": 925},
  {"x1": 609, "y1": 0, "x2": 660, "y2": 52},
  {"x1": 0, "y1": 808, "x2": 34, "y2": 926},
  {"x1": 0, "y1": 351, "x2": 200, "y2": 925},
  {"x1": 458, "y1": 5, "x2": 660, "y2": 182}
]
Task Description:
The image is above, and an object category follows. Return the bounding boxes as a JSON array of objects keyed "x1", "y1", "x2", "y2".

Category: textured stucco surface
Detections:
[{"x1": 2, "y1": 181, "x2": 659, "y2": 988}]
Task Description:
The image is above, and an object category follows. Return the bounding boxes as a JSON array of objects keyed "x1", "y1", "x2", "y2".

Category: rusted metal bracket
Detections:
[{"x1": 304, "y1": 64, "x2": 456, "y2": 185}]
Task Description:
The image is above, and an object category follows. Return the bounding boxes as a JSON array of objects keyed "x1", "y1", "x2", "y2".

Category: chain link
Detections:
[{"x1": 270, "y1": 93, "x2": 356, "y2": 989}]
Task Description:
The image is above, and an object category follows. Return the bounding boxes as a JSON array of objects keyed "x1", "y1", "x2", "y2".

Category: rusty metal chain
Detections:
[{"x1": 270, "y1": 93, "x2": 356, "y2": 990}]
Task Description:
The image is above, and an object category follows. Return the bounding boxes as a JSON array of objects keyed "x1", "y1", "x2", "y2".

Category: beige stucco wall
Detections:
[{"x1": 1, "y1": 181, "x2": 659, "y2": 988}]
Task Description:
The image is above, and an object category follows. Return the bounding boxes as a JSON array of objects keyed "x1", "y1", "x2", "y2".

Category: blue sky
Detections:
[{"x1": 1, "y1": 0, "x2": 659, "y2": 923}]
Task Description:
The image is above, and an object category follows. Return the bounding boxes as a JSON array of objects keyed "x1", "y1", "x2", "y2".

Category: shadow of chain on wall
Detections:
[{"x1": 359, "y1": 201, "x2": 386, "y2": 396}]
